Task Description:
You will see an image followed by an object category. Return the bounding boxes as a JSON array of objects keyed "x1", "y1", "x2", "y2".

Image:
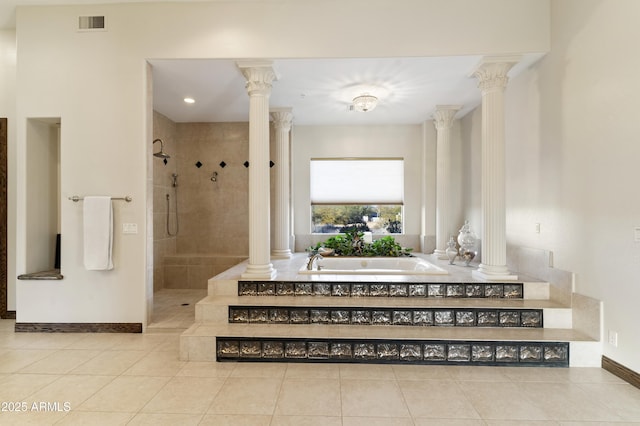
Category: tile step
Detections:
[
  {"x1": 194, "y1": 296, "x2": 573, "y2": 329},
  {"x1": 210, "y1": 280, "x2": 551, "y2": 300},
  {"x1": 180, "y1": 323, "x2": 599, "y2": 366}
]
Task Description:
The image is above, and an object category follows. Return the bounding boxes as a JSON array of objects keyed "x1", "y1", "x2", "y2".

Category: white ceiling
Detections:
[
  {"x1": 2, "y1": 1, "x2": 543, "y2": 126},
  {"x1": 150, "y1": 55, "x2": 542, "y2": 125}
]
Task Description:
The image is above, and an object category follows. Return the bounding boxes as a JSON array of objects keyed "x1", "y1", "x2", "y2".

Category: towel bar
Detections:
[{"x1": 69, "y1": 195, "x2": 132, "y2": 202}]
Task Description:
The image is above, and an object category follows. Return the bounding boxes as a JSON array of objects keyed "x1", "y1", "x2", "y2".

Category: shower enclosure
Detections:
[{"x1": 152, "y1": 112, "x2": 249, "y2": 291}]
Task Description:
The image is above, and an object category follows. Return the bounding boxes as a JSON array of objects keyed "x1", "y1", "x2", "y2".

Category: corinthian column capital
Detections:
[
  {"x1": 271, "y1": 108, "x2": 293, "y2": 131},
  {"x1": 433, "y1": 105, "x2": 462, "y2": 130},
  {"x1": 237, "y1": 61, "x2": 277, "y2": 96},
  {"x1": 472, "y1": 56, "x2": 520, "y2": 93}
]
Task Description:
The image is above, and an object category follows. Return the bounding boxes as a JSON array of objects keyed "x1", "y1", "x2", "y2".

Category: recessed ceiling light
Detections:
[{"x1": 183, "y1": 97, "x2": 195, "y2": 104}]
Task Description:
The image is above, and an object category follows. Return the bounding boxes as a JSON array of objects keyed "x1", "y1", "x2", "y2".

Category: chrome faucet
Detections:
[{"x1": 306, "y1": 253, "x2": 323, "y2": 270}]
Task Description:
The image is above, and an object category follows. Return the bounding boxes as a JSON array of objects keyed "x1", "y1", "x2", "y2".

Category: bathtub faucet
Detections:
[{"x1": 306, "y1": 253, "x2": 323, "y2": 270}]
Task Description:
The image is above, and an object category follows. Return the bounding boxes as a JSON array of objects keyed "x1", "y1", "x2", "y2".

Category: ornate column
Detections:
[
  {"x1": 433, "y1": 105, "x2": 461, "y2": 259},
  {"x1": 238, "y1": 61, "x2": 277, "y2": 279},
  {"x1": 271, "y1": 108, "x2": 293, "y2": 259},
  {"x1": 472, "y1": 57, "x2": 519, "y2": 281}
]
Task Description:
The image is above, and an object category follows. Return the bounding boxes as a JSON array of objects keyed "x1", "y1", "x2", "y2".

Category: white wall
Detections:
[
  {"x1": 461, "y1": 0, "x2": 640, "y2": 372},
  {"x1": 13, "y1": 0, "x2": 549, "y2": 325},
  {"x1": 0, "y1": 30, "x2": 16, "y2": 311}
]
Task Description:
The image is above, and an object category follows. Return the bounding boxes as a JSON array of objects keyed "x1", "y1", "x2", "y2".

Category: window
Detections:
[{"x1": 310, "y1": 158, "x2": 404, "y2": 234}]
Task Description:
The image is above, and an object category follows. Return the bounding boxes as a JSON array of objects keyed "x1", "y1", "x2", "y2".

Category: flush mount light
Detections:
[
  {"x1": 352, "y1": 94, "x2": 378, "y2": 112},
  {"x1": 183, "y1": 97, "x2": 195, "y2": 104}
]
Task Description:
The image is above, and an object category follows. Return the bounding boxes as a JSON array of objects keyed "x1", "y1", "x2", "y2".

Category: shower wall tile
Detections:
[
  {"x1": 164, "y1": 265, "x2": 189, "y2": 289},
  {"x1": 174, "y1": 121, "x2": 249, "y2": 257},
  {"x1": 153, "y1": 111, "x2": 179, "y2": 290}
]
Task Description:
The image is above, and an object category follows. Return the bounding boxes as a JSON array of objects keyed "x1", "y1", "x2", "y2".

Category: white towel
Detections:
[{"x1": 83, "y1": 196, "x2": 114, "y2": 270}]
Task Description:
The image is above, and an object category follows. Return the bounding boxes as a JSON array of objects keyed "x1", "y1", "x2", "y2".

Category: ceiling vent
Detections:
[{"x1": 78, "y1": 16, "x2": 106, "y2": 31}]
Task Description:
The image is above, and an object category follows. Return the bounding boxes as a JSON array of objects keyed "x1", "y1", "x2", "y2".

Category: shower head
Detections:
[{"x1": 152, "y1": 139, "x2": 170, "y2": 159}]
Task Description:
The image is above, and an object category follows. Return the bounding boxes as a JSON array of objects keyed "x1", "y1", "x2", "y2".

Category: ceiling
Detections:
[
  {"x1": 2, "y1": 1, "x2": 543, "y2": 126},
  {"x1": 150, "y1": 55, "x2": 541, "y2": 125}
]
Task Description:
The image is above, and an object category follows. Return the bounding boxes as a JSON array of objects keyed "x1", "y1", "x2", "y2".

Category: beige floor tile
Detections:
[
  {"x1": 447, "y1": 366, "x2": 512, "y2": 382},
  {"x1": 25, "y1": 374, "x2": 114, "y2": 410},
  {"x1": 141, "y1": 376, "x2": 225, "y2": 414},
  {"x1": 76, "y1": 375, "x2": 171, "y2": 412},
  {"x1": 127, "y1": 412, "x2": 204, "y2": 425},
  {"x1": 207, "y1": 377, "x2": 282, "y2": 415},
  {"x1": 398, "y1": 379, "x2": 481, "y2": 419},
  {"x1": 274, "y1": 378, "x2": 341, "y2": 416},
  {"x1": 576, "y1": 382, "x2": 640, "y2": 422},
  {"x1": 176, "y1": 360, "x2": 236, "y2": 378},
  {"x1": 342, "y1": 416, "x2": 415, "y2": 426},
  {"x1": 459, "y1": 381, "x2": 550, "y2": 421},
  {"x1": 229, "y1": 362, "x2": 287, "y2": 378},
  {"x1": 392, "y1": 364, "x2": 453, "y2": 380},
  {"x1": 518, "y1": 381, "x2": 624, "y2": 422},
  {"x1": 56, "y1": 411, "x2": 135, "y2": 425},
  {"x1": 339, "y1": 363, "x2": 397, "y2": 380},
  {"x1": 340, "y1": 379, "x2": 411, "y2": 418},
  {"x1": 501, "y1": 366, "x2": 571, "y2": 383},
  {"x1": 0, "y1": 409, "x2": 68, "y2": 425},
  {"x1": 0, "y1": 373, "x2": 61, "y2": 400},
  {"x1": 567, "y1": 367, "x2": 628, "y2": 383},
  {"x1": 17, "y1": 349, "x2": 101, "y2": 374},
  {"x1": 485, "y1": 421, "x2": 559, "y2": 425},
  {"x1": 122, "y1": 350, "x2": 186, "y2": 376},
  {"x1": 69, "y1": 350, "x2": 147, "y2": 375},
  {"x1": 284, "y1": 363, "x2": 340, "y2": 379},
  {"x1": 103, "y1": 333, "x2": 171, "y2": 351},
  {"x1": 21, "y1": 333, "x2": 87, "y2": 350},
  {"x1": 0, "y1": 349, "x2": 56, "y2": 373},
  {"x1": 64, "y1": 333, "x2": 126, "y2": 350},
  {"x1": 198, "y1": 414, "x2": 272, "y2": 425},
  {"x1": 271, "y1": 415, "x2": 343, "y2": 426}
]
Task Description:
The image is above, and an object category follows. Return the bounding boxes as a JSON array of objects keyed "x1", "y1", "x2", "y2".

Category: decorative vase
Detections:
[
  {"x1": 445, "y1": 236, "x2": 458, "y2": 265},
  {"x1": 457, "y1": 220, "x2": 477, "y2": 267}
]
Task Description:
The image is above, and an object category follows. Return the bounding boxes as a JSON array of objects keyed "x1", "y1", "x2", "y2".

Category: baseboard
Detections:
[
  {"x1": 602, "y1": 356, "x2": 640, "y2": 389},
  {"x1": 15, "y1": 322, "x2": 142, "y2": 333},
  {"x1": 1, "y1": 310, "x2": 16, "y2": 319}
]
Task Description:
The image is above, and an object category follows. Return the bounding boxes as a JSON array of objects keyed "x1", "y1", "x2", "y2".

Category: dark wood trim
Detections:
[
  {"x1": 15, "y1": 322, "x2": 143, "y2": 333},
  {"x1": 602, "y1": 356, "x2": 640, "y2": 389},
  {"x1": 0, "y1": 118, "x2": 7, "y2": 319},
  {"x1": 4, "y1": 310, "x2": 15, "y2": 319}
]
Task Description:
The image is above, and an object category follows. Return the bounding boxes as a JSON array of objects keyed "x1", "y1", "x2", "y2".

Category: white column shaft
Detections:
[
  {"x1": 472, "y1": 59, "x2": 518, "y2": 280},
  {"x1": 271, "y1": 109, "x2": 293, "y2": 259},
  {"x1": 433, "y1": 106, "x2": 461, "y2": 258},
  {"x1": 238, "y1": 63, "x2": 277, "y2": 279}
]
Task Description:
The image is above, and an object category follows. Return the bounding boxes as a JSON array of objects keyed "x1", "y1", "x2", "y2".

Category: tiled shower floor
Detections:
[{"x1": 149, "y1": 289, "x2": 207, "y2": 330}]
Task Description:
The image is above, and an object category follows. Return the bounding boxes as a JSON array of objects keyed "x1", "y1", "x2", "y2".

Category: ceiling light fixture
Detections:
[
  {"x1": 183, "y1": 97, "x2": 195, "y2": 104},
  {"x1": 352, "y1": 94, "x2": 378, "y2": 112}
]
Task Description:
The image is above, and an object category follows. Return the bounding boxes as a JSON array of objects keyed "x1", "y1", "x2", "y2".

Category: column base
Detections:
[
  {"x1": 472, "y1": 264, "x2": 518, "y2": 281},
  {"x1": 241, "y1": 263, "x2": 277, "y2": 280},
  {"x1": 433, "y1": 249, "x2": 448, "y2": 260},
  {"x1": 271, "y1": 249, "x2": 292, "y2": 259}
]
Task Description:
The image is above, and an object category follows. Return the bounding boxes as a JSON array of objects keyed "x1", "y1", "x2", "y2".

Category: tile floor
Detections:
[{"x1": 0, "y1": 289, "x2": 639, "y2": 425}]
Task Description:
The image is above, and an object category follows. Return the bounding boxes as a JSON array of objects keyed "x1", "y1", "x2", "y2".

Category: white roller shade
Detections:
[{"x1": 310, "y1": 158, "x2": 404, "y2": 205}]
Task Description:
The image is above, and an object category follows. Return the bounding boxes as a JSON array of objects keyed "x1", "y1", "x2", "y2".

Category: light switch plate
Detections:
[{"x1": 122, "y1": 223, "x2": 138, "y2": 234}]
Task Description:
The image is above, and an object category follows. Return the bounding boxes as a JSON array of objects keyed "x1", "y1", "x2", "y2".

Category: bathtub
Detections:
[{"x1": 298, "y1": 256, "x2": 448, "y2": 275}]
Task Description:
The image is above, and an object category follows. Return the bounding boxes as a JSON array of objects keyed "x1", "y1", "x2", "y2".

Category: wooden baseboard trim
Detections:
[
  {"x1": 15, "y1": 322, "x2": 142, "y2": 333},
  {"x1": 2, "y1": 310, "x2": 16, "y2": 319},
  {"x1": 602, "y1": 356, "x2": 640, "y2": 389}
]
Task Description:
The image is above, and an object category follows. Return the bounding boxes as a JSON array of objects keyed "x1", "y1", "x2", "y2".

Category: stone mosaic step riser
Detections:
[
  {"x1": 216, "y1": 338, "x2": 569, "y2": 367},
  {"x1": 229, "y1": 306, "x2": 543, "y2": 328},
  {"x1": 238, "y1": 281, "x2": 524, "y2": 299}
]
